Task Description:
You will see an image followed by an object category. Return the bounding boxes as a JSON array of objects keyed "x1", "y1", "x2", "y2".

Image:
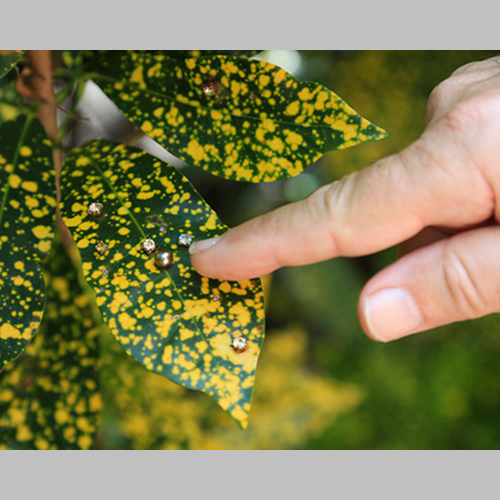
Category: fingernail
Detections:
[
  {"x1": 189, "y1": 236, "x2": 221, "y2": 255},
  {"x1": 363, "y1": 288, "x2": 422, "y2": 342}
]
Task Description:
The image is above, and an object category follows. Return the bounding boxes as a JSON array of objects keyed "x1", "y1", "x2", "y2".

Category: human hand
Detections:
[{"x1": 190, "y1": 56, "x2": 500, "y2": 343}]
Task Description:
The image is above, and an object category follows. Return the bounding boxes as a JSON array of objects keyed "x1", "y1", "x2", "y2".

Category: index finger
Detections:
[{"x1": 190, "y1": 129, "x2": 493, "y2": 281}]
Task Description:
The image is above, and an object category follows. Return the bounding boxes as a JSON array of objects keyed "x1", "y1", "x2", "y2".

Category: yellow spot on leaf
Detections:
[
  {"x1": 76, "y1": 157, "x2": 91, "y2": 167},
  {"x1": 142, "y1": 121, "x2": 153, "y2": 133},
  {"x1": 285, "y1": 101, "x2": 300, "y2": 116},
  {"x1": 21, "y1": 180, "x2": 38, "y2": 192},
  {"x1": 55, "y1": 409, "x2": 70, "y2": 425},
  {"x1": 0, "y1": 323, "x2": 22, "y2": 339},
  {"x1": 162, "y1": 345, "x2": 173, "y2": 364},
  {"x1": 186, "y1": 140, "x2": 207, "y2": 163},
  {"x1": 78, "y1": 435, "x2": 93, "y2": 450},
  {"x1": 130, "y1": 65, "x2": 146, "y2": 89},
  {"x1": 9, "y1": 174, "x2": 21, "y2": 188},
  {"x1": 31, "y1": 224, "x2": 51, "y2": 240}
]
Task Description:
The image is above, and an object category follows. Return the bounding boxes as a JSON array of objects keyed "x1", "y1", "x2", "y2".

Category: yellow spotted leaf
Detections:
[
  {"x1": 89, "y1": 51, "x2": 261, "y2": 63},
  {"x1": 0, "y1": 237, "x2": 101, "y2": 450},
  {"x1": 0, "y1": 51, "x2": 24, "y2": 80},
  {"x1": 163, "y1": 50, "x2": 262, "y2": 60},
  {"x1": 0, "y1": 115, "x2": 56, "y2": 370},
  {"x1": 60, "y1": 140, "x2": 265, "y2": 429},
  {"x1": 86, "y1": 51, "x2": 386, "y2": 182}
]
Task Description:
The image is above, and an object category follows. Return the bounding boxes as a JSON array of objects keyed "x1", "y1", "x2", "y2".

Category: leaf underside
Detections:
[
  {"x1": 88, "y1": 51, "x2": 386, "y2": 183},
  {"x1": 0, "y1": 115, "x2": 55, "y2": 370},
  {"x1": 0, "y1": 237, "x2": 101, "y2": 450},
  {"x1": 61, "y1": 140, "x2": 265, "y2": 428},
  {"x1": 0, "y1": 51, "x2": 24, "y2": 80}
]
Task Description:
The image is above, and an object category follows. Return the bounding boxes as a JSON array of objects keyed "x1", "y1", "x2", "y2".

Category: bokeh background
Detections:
[{"x1": 4, "y1": 50, "x2": 500, "y2": 449}]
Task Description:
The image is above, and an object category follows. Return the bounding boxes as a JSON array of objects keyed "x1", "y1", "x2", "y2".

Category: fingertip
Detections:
[
  {"x1": 189, "y1": 232, "x2": 251, "y2": 281},
  {"x1": 189, "y1": 236, "x2": 221, "y2": 256}
]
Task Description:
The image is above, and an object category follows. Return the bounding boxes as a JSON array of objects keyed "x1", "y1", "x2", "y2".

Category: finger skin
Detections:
[
  {"x1": 191, "y1": 127, "x2": 493, "y2": 281},
  {"x1": 359, "y1": 226, "x2": 500, "y2": 342}
]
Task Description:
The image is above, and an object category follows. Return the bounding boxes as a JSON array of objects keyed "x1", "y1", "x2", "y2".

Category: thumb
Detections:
[{"x1": 359, "y1": 226, "x2": 500, "y2": 342}]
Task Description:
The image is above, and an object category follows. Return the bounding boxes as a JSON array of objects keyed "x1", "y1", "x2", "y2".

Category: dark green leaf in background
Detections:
[
  {"x1": 0, "y1": 115, "x2": 55, "y2": 370},
  {"x1": 0, "y1": 51, "x2": 23, "y2": 80},
  {"x1": 0, "y1": 237, "x2": 101, "y2": 450},
  {"x1": 61, "y1": 50, "x2": 84, "y2": 71},
  {"x1": 88, "y1": 51, "x2": 386, "y2": 183},
  {"x1": 60, "y1": 140, "x2": 265, "y2": 428}
]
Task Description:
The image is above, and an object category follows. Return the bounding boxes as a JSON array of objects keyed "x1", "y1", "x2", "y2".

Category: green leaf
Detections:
[
  {"x1": 163, "y1": 50, "x2": 262, "y2": 59},
  {"x1": 88, "y1": 51, "x2": 386, "y2": 182},
  {"x1": 0, "y1": 236, "x2": 101, "y2": 450},
  {"x1": 0, "y1": 115, "x2": 56, "y2": 370},
  {"x1": 0, "y1": 80, "x2": 22, "y2": 126},
  {"x1": 0, "y1": 51, "x2": 23, "y2": 80},
  {"x1": 61, "y1": 50, "x2": 84, "y2": 70},
  {"x1": 60, "y1": 139, "x2": 265, "y2": 429}
]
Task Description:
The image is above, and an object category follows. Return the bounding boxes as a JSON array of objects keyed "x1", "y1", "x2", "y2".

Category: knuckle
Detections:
[
  {"x1": 317, "y1": 174, "x2": 359, "y2": 252},
  {"x1": 440, "y1": 99, "x2": 485, "y2": 133},
  {"x1": 427, "y1": 79, "x2": 453, "y2": 112},
  {"x1": 450, "y1": 60, "x2": 481, "y2": 77},
  {"x1": 451, "y1": 56, "x2": 500, "y2": 78},
  {"x1": 442, "y1": 244, "x2": 486, "y2": 318},
  {"x1": 256, "y1": 210, "x2": 286, "y2": 268},
  {"x1": 438, "y1": 92, "x2": 500, "y2": 149}
]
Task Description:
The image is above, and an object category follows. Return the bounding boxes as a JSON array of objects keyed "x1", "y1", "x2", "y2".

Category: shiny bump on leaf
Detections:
[
  {"x1": 141, "y1": 237, "x2": 157, "y2": 255},
  {"x1": 87, "y1": 202, "x2": 103, "y2": 217},
  {"x1": 231, "y1": 336, "x2": 248, "y2": 353},
  {"x1": 95, "y1": 241, "x2": 108, "y2": 255},
  {"x1": 154, "y1": 249, "x2": 173, "y2": 269},
  {"x1": 177, "y1": 234, "x2": 193, "y2": 247},
  {"x1": 202, "y1": 80, "x2": 220, "y2": 97}
]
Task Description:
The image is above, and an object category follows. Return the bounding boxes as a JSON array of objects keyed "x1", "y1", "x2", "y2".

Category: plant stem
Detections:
[{"x1": 17, "y1": 51, "x2": 68, "y2": 243}]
